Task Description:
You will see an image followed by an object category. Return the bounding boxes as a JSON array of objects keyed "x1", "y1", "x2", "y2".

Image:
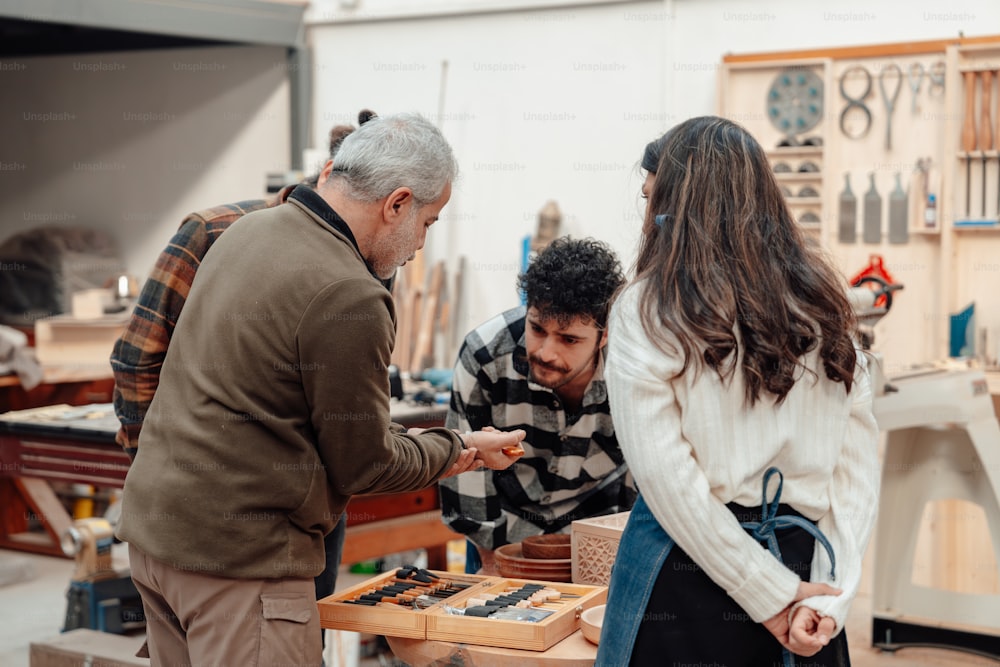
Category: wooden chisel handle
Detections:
[
  {"x1": 995, "y1": 69, "x2": 1000, "y2": 152},
  {"x1": 389, "y1": 578, "x2": 463, "y2": 596},
  {"x1": 359, "y1": 593, "x2": 404, "y2": 604},
  {"x1": 963, "y1": 70, "x2": 978, "y2": 152},
  {"x1": 980, "y1": 70, "x2": 993, "y2": 151},
  {"x1": 388, "y1": 579, "x2": 438, "y2": 593}
]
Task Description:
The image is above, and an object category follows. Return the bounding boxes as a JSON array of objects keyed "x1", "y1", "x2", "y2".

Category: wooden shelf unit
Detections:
[{"x1": 719, "y1": 35, "x2": 1000, "y2": 369}]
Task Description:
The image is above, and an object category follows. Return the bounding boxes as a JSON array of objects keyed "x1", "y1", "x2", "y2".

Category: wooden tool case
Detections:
[{"x1": 317, "y1": 569, "x2": 607, "y2": 651}]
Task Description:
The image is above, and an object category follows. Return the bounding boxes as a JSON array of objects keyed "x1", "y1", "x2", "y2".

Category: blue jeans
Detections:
[
  {"x1": 595, "y1": 494, "x2": 675, "y2": 666},
  {"x1": 465, "y1": 538, "x2": 482, "y2": 573}
]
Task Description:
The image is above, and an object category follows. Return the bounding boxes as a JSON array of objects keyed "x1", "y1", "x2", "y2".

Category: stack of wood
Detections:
[{"x1": 390, "y1": 250, "x2": 464, "y2": 376}]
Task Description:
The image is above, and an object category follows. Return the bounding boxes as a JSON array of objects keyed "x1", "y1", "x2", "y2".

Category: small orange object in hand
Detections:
[{"x1": 502, "y1": 446, "x2": 525, "y2": 457}]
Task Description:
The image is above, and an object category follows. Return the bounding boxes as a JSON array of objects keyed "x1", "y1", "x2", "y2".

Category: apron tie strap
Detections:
[
  {"x1": 740, "y1": 467, "x2": 837, "y2": 580},
  {"x1": 739, "y1": 467, "x2": 838, "y2": 667}
]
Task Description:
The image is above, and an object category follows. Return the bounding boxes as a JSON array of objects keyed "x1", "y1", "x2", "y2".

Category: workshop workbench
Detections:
[
  {"x1": 0, "y1": 401, "x2": 459, "y2": 565},
  {"x1": 0, "y1": 365, "x2": 116, "y2": 413}
]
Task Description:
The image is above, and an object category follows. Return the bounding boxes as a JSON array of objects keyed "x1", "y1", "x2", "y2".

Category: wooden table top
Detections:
[{"x1": 385, "y1": 629, "x2": 599, "y2": 667}]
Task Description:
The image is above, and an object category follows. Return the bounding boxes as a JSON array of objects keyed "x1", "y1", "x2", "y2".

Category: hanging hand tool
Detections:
[
  {"x1": 928, "y1": 61, "x2": 947, "y2": 97},
  {"x1": 888, "y1": 173, "x2": 908, "y2": 244},
  {"x1": 961, "y1": 70, "x2": 978, "y2": 219},
  {"x1": 907, "y1": 62, "x2": 924, "y2": 113},
  {"x1": 910, "y1": 158, "x2": 931, "y2": 230},
  {"x1": 979, "y1": 69, "x2": 993, "y2": 218},
  {"x1": 839, "y1": 65, "x2": 872, "y2": 139},
  {"x1": 838, "y1": 172, "x2": 857, "y2": 244},
  {"x1": 863, "y1": 173, "x2": 882, "y2": 244},
  {"x1": 990, "y1": 70, "x2": 1000, "y2": 222},
  {"x1": 879, "y1": 63, "x2": 903, "y2": 150}
]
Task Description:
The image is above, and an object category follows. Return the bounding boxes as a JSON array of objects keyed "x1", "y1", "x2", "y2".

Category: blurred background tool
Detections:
[
  {"x1": 60, "y1": 518, "x2": 144, "y2": 635},
  {"x1": 907, "y1": 62, "x2": 923, "y2": 113},
  {"x1": 888, "y1": 172, "x2": 908, "y2": 244},
  {"x1": 838, "y1": 173, "x2": 857, "y2": 243},
  {"x1": 863, "y1": 173, "x2": 882, "y2": 244},
  {"x1": 979, "y1": 69, "x2": 992, "y2": 218},
  {"x1": 962, "y1": 69, "x2": 977, "y2": 218},
  {"x1": 879, "y1": 62, "x2": 902, "y2": 150}
]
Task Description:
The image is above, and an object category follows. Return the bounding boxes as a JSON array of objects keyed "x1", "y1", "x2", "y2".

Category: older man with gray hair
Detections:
[{"x1": 117, "y1": 112, "x2": 525, "y2": 667}]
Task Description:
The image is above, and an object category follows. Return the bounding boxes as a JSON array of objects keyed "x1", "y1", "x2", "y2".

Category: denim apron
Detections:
[{"x1": 595, "y1": 468, "x2": 836, "y2": 667}]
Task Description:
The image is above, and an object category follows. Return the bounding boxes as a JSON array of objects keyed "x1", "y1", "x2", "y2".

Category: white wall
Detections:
[
  {"x1": 310, "y1": 1, "x2": 668, "y2": 340},
  {"x1": 0, "y1": 44, "x2": 291, "y2": 285},
  {"x1": 2, "y1": 3, "x2": 996, "y2": 367},
  {"x1": 308, "y1": 0, "x2": 1000, "y2": 367}
]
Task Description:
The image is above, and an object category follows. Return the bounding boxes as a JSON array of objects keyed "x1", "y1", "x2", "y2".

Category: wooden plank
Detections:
[
  {"x1": 411, "y1": 261, "x2": 445, "y2": 375},
  {"x1": 723, "y1": 34, "x2": 1000, "y2": 64},
  {"x1": 0, "y1": 477, "x2": 73, "y2": 557},
  {"x1": 437, "y1": 278, "x2": 450, "y2": 369},
  {"x1": 18, "y1": 477, "x2": 72, "y2": 541},
  {"x1": 448, "y1": 256, "x2": 466, "y2": 365},
  {"x1": 402, "y1": 291, "x2": 421, "y2": 372},
  {"x1": 390, "y1": 269, "x2": 412, "y2": 370},
  {"x1": 346, "y1": 487, "x2": 440, "y2": 525},
  {"x1": 385, "y1": 631, "x2": 597, "y2": 667},
  {"x1": 340, "y1": 509, "x2": 462, "y2": 566}
]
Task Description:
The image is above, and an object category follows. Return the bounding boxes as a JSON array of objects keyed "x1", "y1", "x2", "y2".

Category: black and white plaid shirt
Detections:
[{"x1": 439, "y1": 306, "x2": 636, "y2": 550}]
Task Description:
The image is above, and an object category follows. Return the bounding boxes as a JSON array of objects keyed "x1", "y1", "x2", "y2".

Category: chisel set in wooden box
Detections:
[{"x1": 317, "y1": 565, "x2": 607, "y2": 651}]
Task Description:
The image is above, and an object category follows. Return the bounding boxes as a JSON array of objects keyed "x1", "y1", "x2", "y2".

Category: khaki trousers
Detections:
[{"x1": 129, "y1": 544, "x2": 322, "y2": 667}]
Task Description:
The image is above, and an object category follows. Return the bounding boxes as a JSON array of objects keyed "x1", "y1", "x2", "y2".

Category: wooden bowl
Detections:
[
  {"x1": 521, "y1": 534, "x2": 571, "y2": 560},
  {"x1": 580, "y1": 604, "x2": 605, "y2": 645},
  {"x1": 494, "y1": 543, "x2": 572, "y2": 582}
]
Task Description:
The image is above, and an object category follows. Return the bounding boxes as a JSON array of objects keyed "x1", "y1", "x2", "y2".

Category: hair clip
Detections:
[{"x1": 654, "y1": 214, "x2": 669, "y2": 228}]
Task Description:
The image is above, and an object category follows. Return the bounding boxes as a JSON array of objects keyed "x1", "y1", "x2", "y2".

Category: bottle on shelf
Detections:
[{"x1": 924, "y1": 193, "x2": 938, "y2": 229}]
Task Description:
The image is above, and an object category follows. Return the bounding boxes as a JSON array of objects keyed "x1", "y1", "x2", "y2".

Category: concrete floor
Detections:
[
  {"x1": 0, "y1": 545, "x2": 997, "y2": 667},
  {"x1": 0, "y1": 544, "x2": 392, "y2": 667}
]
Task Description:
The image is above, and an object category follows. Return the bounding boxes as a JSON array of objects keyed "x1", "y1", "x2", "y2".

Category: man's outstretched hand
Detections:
[{"x1": 466, "y1": 427, "x2": 527, "y2": 470}]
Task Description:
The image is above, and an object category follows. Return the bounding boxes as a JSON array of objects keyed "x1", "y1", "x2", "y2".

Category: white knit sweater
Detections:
[{"x1": 606, "y1": 281, "x2": 880, "y2": 632}]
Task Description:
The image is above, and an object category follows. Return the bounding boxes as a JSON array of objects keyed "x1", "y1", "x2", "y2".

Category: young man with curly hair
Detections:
[{"x1": 440, "y1": 237, "x2": 636, "y2": 574}]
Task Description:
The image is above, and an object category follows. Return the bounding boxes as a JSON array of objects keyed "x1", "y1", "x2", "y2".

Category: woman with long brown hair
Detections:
[{"x1": 596, "y1": 116, "x2": 879, "y2": 666}]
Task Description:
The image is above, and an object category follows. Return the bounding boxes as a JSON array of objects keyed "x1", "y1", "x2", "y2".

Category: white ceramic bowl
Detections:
[{"x1": 580, "y1": 604, "x2": 605, "y2": 645}]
